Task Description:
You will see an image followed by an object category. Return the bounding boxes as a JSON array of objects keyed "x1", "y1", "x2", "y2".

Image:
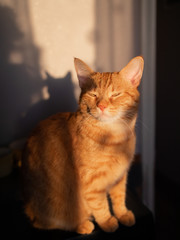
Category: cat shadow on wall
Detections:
[{"x1": 21, "y1": 71, "x2": 78, "y2": 135}]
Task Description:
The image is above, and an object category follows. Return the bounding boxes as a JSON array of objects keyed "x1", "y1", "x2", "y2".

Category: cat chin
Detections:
[
  {"x1": 90, "y1": 110, "x2": 123, "y2": 124},
  {"x1": 89, "y1": 112, "x2": 113, "y2": 123},
  {"x1": 98, "y1": 113, "x2": 128, "y2": 125},
  {"x1": 97, "y1": 114, "x2": 120, "y2": 124}
]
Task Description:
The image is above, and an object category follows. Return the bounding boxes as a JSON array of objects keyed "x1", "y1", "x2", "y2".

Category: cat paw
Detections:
[
  {"x1": 76, "y1": 220, "x2": 95, "y2": 234},
  {"x1": 99, "y1": 216, "x2": 119, "y2": 232},
  {"x1": 118, "y1": 210, "x2": 135, "y2": 226}
]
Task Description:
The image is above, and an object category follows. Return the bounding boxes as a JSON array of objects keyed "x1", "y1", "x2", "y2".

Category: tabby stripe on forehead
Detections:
[{"x1": 105, "y1": 73, "x2": 112, "y2": 89}]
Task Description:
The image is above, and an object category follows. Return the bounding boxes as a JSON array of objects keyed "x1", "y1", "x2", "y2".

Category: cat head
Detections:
[{"x1": 74, "y1": 57, "x2": 144, "y2": 123}]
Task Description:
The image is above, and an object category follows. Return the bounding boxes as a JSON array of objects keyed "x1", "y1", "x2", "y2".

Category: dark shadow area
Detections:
[
  {"x1": 0, "y1": 5, "x2": 77, "y2": 146},
  {"x1": 155, "y1": 172, "x2": 180, "y2": 240},
  {"x1": 155, "y1": 0, "x2": 180, "y2": 239}
]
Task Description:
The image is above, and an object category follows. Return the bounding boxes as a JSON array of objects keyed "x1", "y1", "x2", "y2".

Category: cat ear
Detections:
[
  {"x1": 120, "y1": 56, "x2": 144, "y2": 87},
  {"x1": 74, "y1": 58, "x2": 94, "y2": 88}
]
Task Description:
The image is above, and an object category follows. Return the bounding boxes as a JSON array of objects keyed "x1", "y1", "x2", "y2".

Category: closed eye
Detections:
[
  {"x1": 88, "y1": 92, "x2": 97, "y2": 97},
  {"x1": 111, "y1": 92, "x2": 121, "y2": 97}
]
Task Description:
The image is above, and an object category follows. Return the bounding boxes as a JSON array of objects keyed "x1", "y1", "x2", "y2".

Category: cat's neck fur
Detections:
[{"x1": 75, "y1": 109, "x2": 136, "y2": 145}]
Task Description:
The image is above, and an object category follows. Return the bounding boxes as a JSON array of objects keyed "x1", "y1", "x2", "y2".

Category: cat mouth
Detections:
[{"x1": 88, "y1": 108, "x2": 120, "y2": 123}]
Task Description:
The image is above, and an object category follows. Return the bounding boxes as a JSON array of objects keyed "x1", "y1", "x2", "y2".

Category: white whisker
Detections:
[{"x1": 119, "y1": 118, "x2": 135, "y2": 137}]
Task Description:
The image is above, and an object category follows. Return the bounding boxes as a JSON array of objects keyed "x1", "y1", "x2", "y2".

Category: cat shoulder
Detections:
[{"x1": 28, "y1": 112, "x2": 74, "y2": 138}]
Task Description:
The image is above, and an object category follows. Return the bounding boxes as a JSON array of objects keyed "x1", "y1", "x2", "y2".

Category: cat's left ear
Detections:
[
  {"x1": 74, "y1": 58, "x2": 94, "y2": 88},
  {"x1": 120, "y1": 56, "x2": 144, "y2": 87}
]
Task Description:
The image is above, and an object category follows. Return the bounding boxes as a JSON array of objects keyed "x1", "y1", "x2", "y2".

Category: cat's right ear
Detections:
[{"x1": 74, "y1": 58, "x2": 94, "y2": 88}]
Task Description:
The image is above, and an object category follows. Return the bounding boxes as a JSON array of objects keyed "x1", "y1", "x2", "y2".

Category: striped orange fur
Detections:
[{"x1": 22, "y1": 56, "x2": 144, "y2": 234}]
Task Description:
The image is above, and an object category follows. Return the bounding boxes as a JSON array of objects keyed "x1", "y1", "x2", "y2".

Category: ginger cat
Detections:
[{"x1": 22, "y1": 56, "x2": 144, "y2": 234}]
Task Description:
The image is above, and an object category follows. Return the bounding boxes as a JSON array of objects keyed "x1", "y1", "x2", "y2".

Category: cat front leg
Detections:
[
  {"x1": 85, "y1": 189, "x2": 119, "y2": 232},
  {"x1": 109, "y1": 174, "x2": 135, "y2": 226}
]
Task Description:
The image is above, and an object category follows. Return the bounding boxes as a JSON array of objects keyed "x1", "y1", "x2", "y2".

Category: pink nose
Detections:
[{"x1": 98, "y1": 104, "x2": 107, "y2": 112}]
